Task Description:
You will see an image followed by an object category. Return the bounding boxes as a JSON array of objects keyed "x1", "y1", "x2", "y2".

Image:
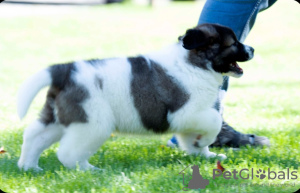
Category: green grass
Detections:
[{"x1": 0, "y1": 1, "x2": 300, "y2": 192}]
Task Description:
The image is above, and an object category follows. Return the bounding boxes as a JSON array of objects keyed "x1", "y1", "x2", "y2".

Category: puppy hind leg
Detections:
[
  {"x1": 18, "y1": 120, "x2": 64, "y2": 171},
  {"x1": 57, "y1": 122, "x2": 113, "y2": 170}
]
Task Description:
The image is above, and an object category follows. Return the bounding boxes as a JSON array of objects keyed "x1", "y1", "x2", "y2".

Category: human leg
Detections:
[{"x1": 198, "y1": 0, "x2": 277, "y2": 42}]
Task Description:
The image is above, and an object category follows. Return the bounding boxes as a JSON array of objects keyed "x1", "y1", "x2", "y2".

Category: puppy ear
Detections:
[{"x1": 182, "y1": 29, "x2": 208, "y2": 50}]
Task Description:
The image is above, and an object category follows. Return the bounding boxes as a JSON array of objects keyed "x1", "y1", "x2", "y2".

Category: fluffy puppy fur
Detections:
[{"x1": 17, "y1": 24, "x2": 254, "y2": 171}]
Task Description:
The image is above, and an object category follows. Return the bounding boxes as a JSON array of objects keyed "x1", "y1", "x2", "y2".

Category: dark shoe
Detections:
[
  {"x1": 252, "y1": 135, "x2": 270, "y2": 147},
  {"x1": 210, "y1": 121, "x2": 270, "y2": 148}
]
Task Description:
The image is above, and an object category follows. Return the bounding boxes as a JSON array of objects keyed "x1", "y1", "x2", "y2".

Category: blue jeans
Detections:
[{"x1": 199, "y1": 0, "x2": 277, "y2": 42}]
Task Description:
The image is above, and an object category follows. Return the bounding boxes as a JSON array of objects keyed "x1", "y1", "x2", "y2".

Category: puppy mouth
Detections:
[{"x1": 229, "y1": 62, "x2": 243, "y2": 74}]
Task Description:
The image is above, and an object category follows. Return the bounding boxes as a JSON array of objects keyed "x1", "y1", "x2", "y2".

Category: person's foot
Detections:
[
  {"x1": 167, "y1": 122, "x2": 270, "y2": 148},
  {"x1": 210, "y1": 121, "x2": 270, "y2": 147}
]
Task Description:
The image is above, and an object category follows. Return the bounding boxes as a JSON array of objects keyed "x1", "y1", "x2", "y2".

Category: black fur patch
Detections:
[
  {"x1": 39, "y1": 87, "x2": 60, "y2": 125},
  {"x1": 213, "y1": 96, "x2": 221, "y2": 112},
  {"x1": 187, "y1": 50, "x2": 210, "y2": 70},
  {"x1": 129, "y1": 56, "x2": 189, "y2": 133},
  {"x1": 182, "y1": 29, "x2": 208, "y2": 50},
  {"x1": 55, "y1": 85, "x2": 89, "y2": 127},
  {"x1": 49, "y1": 62, "x2": 76, "y2": 90},
  {"x1": 39, "y1": 62, "x2": 89, "y2": 126}
]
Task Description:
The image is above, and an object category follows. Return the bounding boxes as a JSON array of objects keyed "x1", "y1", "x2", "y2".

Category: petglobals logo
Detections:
[
  {"x1": 213, "y1": 168, "x2": 298, "y2": 180},
  {"x1": 179, "y1": 164, "x2": 210, "y2": 191},
  {"x1": 178, "y1": 164, "x2": 299, "y2": 191}
]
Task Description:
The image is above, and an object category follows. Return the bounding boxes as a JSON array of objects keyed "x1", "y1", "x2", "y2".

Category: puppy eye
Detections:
[
  {"x1": 225, "y1": 42, "x2": 238, "y2": 48},
  {"x1": 209, "y1": 37, "x2": 220, "y2": 45},
  {"x1": 223, "y1": 44, "x2": 231, "y2": 48}
]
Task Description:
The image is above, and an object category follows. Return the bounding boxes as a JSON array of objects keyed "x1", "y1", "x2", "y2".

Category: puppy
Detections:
[{"x1": 17, "y1": 24, "x2": 254, "y2": 171}]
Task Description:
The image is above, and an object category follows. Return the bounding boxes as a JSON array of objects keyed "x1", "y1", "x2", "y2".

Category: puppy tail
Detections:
[{"x1": 17, "y1": 69, "x2": 52, "y2": 119}]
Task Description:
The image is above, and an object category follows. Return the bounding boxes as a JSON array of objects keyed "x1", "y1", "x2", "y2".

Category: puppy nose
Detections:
[
  {"x1": 246, "y1": 46, "x2": 254, "y2": 53},
  {"x1": 245, "y1": 45, "x2": 254, "y2": 60},
  {"x1": 249, "y1": 46, "x2": 254, "y2": 53}
]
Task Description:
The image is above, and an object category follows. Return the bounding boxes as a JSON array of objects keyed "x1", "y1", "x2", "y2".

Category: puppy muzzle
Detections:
[{"x1": 244, "y1": 45, "x2": 254, "y2": 60}]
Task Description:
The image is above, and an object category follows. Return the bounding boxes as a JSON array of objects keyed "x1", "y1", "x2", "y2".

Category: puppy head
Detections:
[{"x1": 180, "y1": 23, "x2": 254, "y2": 78}]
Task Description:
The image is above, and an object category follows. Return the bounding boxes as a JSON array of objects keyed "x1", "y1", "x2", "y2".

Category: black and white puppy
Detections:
[{"x1": 17, "y1": 24, "x2": 254, "y2": 171}]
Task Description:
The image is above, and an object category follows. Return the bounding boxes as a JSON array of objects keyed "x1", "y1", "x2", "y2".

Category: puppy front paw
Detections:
[
  {"x1": 217, "y1": 153, "x2": 227, "y2": 160},
  {"x1": 203, "y1": 151, "x2": 217, "y2": 158},
  {"x1": 202, "y1": 152, "x2": 227, "y2": 160}
]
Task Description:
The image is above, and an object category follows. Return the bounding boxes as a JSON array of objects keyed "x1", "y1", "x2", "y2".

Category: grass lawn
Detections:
[{"x1": 0, "y1": 1, "x2": 299, "y2": 192}]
